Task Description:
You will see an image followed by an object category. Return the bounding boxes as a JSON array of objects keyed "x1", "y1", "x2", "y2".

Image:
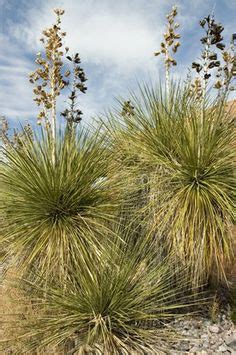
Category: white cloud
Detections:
[
  {"x1": 0, "y1": 0, "x2": 166, "y2": 121},
  {"x1": 0, "y1": 33, "x2": 36, "y2": 121},
  {"x1": 10, "y1": 0, "x2": 163, "y2": 71},
  {"x1": 1, "y1": 0, "x2": 235, "y2": 122}
]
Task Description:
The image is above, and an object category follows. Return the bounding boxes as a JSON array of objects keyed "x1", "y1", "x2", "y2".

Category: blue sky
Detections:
[{"x1": 0, "y1": 0, "x2": 235, "y2": 127}]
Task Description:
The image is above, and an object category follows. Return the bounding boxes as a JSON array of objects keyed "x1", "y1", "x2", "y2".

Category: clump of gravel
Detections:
[{"x1": 168, "y1": 313, "x2": 236, "y2": 354}]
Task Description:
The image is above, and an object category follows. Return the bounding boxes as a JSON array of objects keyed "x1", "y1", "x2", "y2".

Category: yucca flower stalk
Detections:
[
  {"x1": 5, "y1": 224, "x2": 204, "y2": 354},
  {"x1": 29, "y1": 9, "x2": 66, "y2": 132},
  {"x1": 154, "y1": 5, "x2": 181, "y2": 97},
  {"x1": 0, "y1": 127, "x2": 122, "y2": 283},
  {"x1": 29, "y1": 8, "x2": 87, "y2": 161},
  {"x1": 61, "y1": 52, "x2": 87, "y2": 130},
  {"x1": 0, "y1": 118, "x2": 33, "y2": 150},
  {"x1": 102, "y1": 83, "x2": 235, "y2": 288},
  {"x1": 191, "y1": 14, "x2": 226, "y2": 121},
  {"x1": 214, "y1": 45, "x2": 235, "y2": 98}
]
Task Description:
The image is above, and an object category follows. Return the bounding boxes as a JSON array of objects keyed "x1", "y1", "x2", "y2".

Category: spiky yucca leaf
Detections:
[
  {"x1": 9, "y1": 226, "x2": 202, "y2": 354},
  {"x1": 103, "y1": 84, "x2": 235, "y2": 287},
  {"x1": 0, "y1": 128, "x2": 121, "y2": 281}
]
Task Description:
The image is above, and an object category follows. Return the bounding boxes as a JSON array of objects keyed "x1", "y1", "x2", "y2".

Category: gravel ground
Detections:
[{"x1": 168, "y1": 314, "x2": 236, "y2": 354}]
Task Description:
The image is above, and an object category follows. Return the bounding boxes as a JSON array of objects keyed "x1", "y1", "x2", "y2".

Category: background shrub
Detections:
[{"x1": 103, "y1": 84, "x2": 235, "y2": 287}]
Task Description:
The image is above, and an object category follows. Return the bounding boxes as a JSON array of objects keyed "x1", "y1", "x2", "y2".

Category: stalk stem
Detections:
[{"x1": 50, "y1": 50, "x2": 56, "y2": 164}]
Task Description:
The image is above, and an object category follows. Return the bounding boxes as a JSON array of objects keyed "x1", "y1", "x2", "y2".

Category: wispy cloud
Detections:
[
  {"x1": 0, "y1": 0, "x2": 235, "y2": 124},
  {"x1": 0, "y1": 33, "x2": 36, "y2": 121}
]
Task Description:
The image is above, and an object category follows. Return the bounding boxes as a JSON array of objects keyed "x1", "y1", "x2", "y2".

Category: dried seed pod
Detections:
[
  {"x1": 216, "y1": 43, "x2": 225, "y2": 50},
  {"x1": 204, "y1": 73, "x2": 211, "y2": 79},
  {"x1": 64, "y1": 70, "x2": 70, "y2": 77},
  {"x1": 53, "y1": 8, "x2": 65, "y2": 16},
  {"x1": 214, "y1": 80, "x2": 222, "y2": 89},
  {"x1": 209, "y1": 53, "x2": 217, "y2": 60},
  {"x1": 200, "y1": 19, "x2": 206, "y2": 27},
  {"x1": 121, "y1": 100, "x2": 135, "y2": 117}
]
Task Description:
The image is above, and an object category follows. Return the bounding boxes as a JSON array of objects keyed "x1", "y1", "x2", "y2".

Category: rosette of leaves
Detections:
[
  {"x1": 7, "y1": 225, "x2": 203, "y2": 354},
  {"x1": 103, "y1": 83, "x2": 235, "y2": 288},
  {"x1": 0, "y1": 128, "x2": 122, "y2": 283}
]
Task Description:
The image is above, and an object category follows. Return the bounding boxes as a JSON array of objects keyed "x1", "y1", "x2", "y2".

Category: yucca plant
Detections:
[
  {"x1": 4, "y1": 223, "x2": 204, "y2": 354},
  {"x1": 103, "y1": 83, "x2": 235, "y2": 288},
  {"x1": 0, "y1": 127, "x2": 122, "y2": 282}
]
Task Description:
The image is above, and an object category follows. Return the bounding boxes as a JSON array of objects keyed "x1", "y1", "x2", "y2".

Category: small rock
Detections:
[
  {"x1": 225, "y1": 336, "x2": 234, "y2": 345},
  {"x1": 210, "y1": 335, "x2": 219, "y2": 344},
  {"x1": 224, "y1": 322, "x2": 232, "y2": 331},
  {"x1": 182, "y1": 330, "x2": 189, "y2": 336},
  {"x1": 209, "y1": 325, "x2": 220, "y2": 334},
  {"x1": 202, "y1": 342, "x2": 210, "y2": 349},
  {"x1": 228, "y1": 339, "x2": 236, "y2": 350},
  {"x1": 218, "y1": 344, "x2": 228, "y2": 352},
  {"x1": 190, "y1": 347, "x2": 199, "y2": 352},
  {"x1": 179, "y1": 341, "x2": 190, "y2": 351},
  {"x1": 211, "y1": 342, "x2": 222, "y2": 350}
]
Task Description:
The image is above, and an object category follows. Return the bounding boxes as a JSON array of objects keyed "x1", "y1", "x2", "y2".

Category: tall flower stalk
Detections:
[
  {"x1": 29, "y1": 9, "x2": 66, "y2": 146},
  {"x1": 191, "y1": 14, "x2": 225, "y2": 121},
  {"x1": 29, "y1": 8, "x2": 87, "y2": 160},
  {"x1": 214, "y1": 44, "x2": 235, "y2": 99},
  {"x1": 154, "y1": 5, "x2": 181, "y2": 97},
  {"x1": 61, "y1": 52, "x2": 87, "y2": 132}
]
